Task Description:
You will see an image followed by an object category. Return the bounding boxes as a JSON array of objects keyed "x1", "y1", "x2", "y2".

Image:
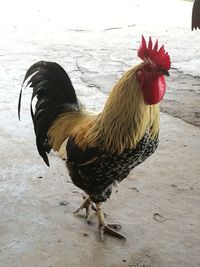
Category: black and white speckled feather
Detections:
[{"x1": 66, "y1": 132, "x2": 159, "y2": 203}]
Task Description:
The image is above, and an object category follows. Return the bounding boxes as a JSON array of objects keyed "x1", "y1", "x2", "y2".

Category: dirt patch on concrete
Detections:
[{"x1": 161, "y1": 69, "x2": 200, "y2": 127}]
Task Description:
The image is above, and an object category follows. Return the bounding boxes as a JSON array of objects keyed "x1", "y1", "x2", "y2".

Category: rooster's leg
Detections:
[
  {"x1": 73, "y1": 197, "x2": 96, "y2": 224},
  {"x1": 96, "y1": 203, "x2": 126, "y2": 241}
]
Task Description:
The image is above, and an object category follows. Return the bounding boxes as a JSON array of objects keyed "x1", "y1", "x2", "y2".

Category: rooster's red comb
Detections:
[{"x1": 137, "y1": 35, "x2": 171, "y2": 71}]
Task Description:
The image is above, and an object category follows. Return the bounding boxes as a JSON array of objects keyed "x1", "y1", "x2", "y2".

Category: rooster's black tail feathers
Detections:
[{"x1": 18, "y1": 61, "x2": 79, "y2": 166}]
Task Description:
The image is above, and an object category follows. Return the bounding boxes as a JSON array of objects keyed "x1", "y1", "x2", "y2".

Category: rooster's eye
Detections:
[{"x1": 145, "y1": 66, "x2": 152, "y2": 72}]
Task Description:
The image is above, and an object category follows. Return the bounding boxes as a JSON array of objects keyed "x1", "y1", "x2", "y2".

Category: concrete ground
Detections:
[
  {"x1": 1, "y1": 113, "x2": 200, "y2": 267},
  {"x1": 0, "y1": 0, "x2": 200, "y2": 266}
]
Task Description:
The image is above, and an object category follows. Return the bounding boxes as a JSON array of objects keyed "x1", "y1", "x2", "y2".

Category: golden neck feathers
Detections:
[{"x1": 81, "y1": 67, "x2": 160, "y2": 153}]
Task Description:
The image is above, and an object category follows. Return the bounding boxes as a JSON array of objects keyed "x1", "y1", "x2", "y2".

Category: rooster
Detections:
[
  {"x1": 18, "y1": 36, "x2": 171, "y2": 240},
  {"x1": 192, "y1": 0, "x2": 200, "y2": 30}
]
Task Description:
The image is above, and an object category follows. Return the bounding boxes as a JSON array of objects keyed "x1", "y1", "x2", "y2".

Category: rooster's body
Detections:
[{"x1": 19, "y1": 36, "x2": 170, "y2": 240}]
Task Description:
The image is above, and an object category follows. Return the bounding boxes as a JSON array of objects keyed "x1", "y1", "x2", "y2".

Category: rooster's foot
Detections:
[
  {"x1": 73, "y1": 197, "x2": 96, "y2": 224},
  {"x1": 96, "y1": 203, "x2": 126, "y2": 241},
  {"x1": 99, "y1": 224, "x2": 125, "y2": 240}
]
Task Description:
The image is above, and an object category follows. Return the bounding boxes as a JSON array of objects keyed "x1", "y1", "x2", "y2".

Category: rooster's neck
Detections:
[{"x1": 87, "y1": 68, "x2": 160, "y2": 154}]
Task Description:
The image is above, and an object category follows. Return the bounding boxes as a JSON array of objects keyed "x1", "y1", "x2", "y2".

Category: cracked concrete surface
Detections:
[
  {"x1": 161, "y1": 70, "x2": 200, "y2": 127},
  {"x1": 0, "y1": 0, "x2": 200, "y2": 266}
]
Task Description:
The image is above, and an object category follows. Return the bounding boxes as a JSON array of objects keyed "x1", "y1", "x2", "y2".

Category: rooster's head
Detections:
[{"x1": 136, "y1": 35, "x2": 171, "y2": 105}]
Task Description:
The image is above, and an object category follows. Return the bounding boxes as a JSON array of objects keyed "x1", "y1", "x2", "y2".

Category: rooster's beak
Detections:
[{"x1": 162, "y1": 70, "x2": 170, "y2": 76}]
